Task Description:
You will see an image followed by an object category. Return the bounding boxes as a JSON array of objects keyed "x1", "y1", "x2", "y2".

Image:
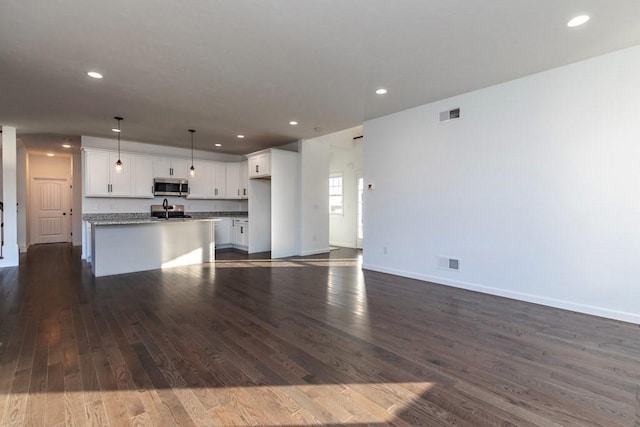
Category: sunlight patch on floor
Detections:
[
  {"x1": 0, "y1": 382, "x2": 436, "y2": 426},
  {"x1": 214, "y1": 259, "x2": 359, "y2": 268}
]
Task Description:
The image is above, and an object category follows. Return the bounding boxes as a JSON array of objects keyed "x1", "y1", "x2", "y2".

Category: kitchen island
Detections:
[{"x1": 87, "y1": 217, "x2": 219, "y2": 277}]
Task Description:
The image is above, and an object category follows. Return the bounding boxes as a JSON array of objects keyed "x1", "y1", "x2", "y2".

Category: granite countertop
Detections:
[
  {"x1": 83, "y1": 211, "x2": 248, "y2": 226},
  {"x1": 87, "y1": 217, "x2": 222, "y2": 226}
]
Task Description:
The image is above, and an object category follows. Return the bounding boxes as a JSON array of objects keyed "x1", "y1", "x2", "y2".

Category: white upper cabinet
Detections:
[
  {"x1": 84, "y1": 150, "x2": 132, "y2": 197},
  {"x1": 188, "y1": 161, "x2": 226, "y2": 199},
  {"x1": 225, "y1": 162, "x2": 241, "y2": 199},
  {"x1": 131, "y1": 155, "x2": 154, "y2": 198},
  {"x1": 225, "y1": 161, "x2": 249, "y2": 199},
  {"x1": 212, "y1": 162, "x2": 227, "y2": 198},
  {"x1": 248, "y1": 152, "x2": 270, "y2": 178},
  {"x1": 187, "y1": 160, "x2": 215, "y2": 199},
  {"x1": 84, "y1": 148, "x2": 247, "y2": 200},
  {"x1": 240, "y1": 161, "x2": 249, "y2": 198},
  {"x1": 154, "y1": 158, "x2": 189, "y2": 179}
]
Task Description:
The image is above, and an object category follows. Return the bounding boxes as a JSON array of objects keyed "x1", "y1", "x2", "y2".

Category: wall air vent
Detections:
[
  {"x1": 437, "y1": 256, "x2": 460, "y2": 271},
  {"x1": 439, "y1": 108, "x2": 460, "y2": 122}
]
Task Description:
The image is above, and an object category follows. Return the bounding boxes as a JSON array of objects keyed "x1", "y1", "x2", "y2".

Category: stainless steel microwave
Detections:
[{"x1": 153, "y1": 178, "x2": 188, "y2": 197}]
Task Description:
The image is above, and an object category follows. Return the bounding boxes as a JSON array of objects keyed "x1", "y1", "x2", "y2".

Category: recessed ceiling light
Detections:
[
  {"x1": 237, "y1": 134, "x2": 245, "y2": 139},
  {"x1": 289, "y1": 121, "x2": 298, "y2": 126},
  {"x1": 111, "y1": 128, "x2": 121, "y2": 133},
  {"x1": 87, "y1": 71, "x2": 103, "y2": 79},
  {"x1": 46, "y1": 153, "x2": 55, "y2": 157},
  {"x1": 375, "y1": 88, "x2": 388, "y2": 95},
  {"x1": 567, "y1": 15, "x2": 590, "y2": 27},
  {"x1": 215, "y1": 143, "x2": 222, "y2": 147},
  {"x1": 62, "y1": 144, "x2": 71, "y2": 148}
]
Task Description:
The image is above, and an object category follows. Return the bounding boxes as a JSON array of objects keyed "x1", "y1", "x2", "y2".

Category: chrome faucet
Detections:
[{"x1": 162, "y1": 198, "x2": 169, "y2": 219}]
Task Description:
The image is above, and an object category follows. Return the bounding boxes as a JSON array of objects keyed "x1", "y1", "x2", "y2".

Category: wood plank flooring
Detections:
[{"x1": 0, "y1": 243, "x2": 639, "y2": 426}]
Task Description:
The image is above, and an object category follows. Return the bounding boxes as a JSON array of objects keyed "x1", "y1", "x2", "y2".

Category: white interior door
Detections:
[{"x1": 31, "y1": 177, "x2": 70, "y2": 244}]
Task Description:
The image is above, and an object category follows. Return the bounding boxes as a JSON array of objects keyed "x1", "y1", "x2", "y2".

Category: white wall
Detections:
[
  {"x1": 363, "y1": 44, "x2": 640, "y2": 324},
  {"x1": 328, "y1": 127, "x2": 363, "y2": 248},
  {"x1": 72, "y1": 153, "x2": 82, "y2": 245},
  {"x1": 16, "y1": 141, "x2": 27, "y2": 251},
  {"x1": 299, "y1": 138, "x2": 330, "y2": 255},
  {"x1": 0, "y1": 126, "x2": 19, "y2": 267},
  {"x1": 271, "y1": 149, "x2": 300, "y2": 258}
]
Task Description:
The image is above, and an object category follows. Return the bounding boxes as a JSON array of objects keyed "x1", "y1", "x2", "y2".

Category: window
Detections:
[{"x1": 329, "y1": 173, "x2": 343, "y2": 215}]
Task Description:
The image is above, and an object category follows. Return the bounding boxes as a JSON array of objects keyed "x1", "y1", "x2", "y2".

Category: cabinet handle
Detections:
[
  {"x1": 151, "y1": 185, "x2": 154, "y2": 194},
  {"x1": 256, "y1": 165, "x2": 259, "y2": 173},
  {"x1": 240, "y1": 226, "x2": 243, "y2": 234},
  {"x1": 237, "y1": 189, "x2": 240, "y2": 196},
  {"x1": 215, "y1": 188, "x2": 218, "y2": 196},
  {"x1": 243, "y1": 188, "x2": 246, "y2": 196},
  {"x1": 170, "y1": 167, "x2": 173, "y2": 176}
]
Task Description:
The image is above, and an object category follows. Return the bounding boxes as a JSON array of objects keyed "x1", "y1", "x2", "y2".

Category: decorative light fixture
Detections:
[
  {"x1": 113, "y1": 116, "x2": 124, "y2": 173},
  {"x1": 375, "y1": 88, "x2": 388, "y2": 95},
  {"x1": 215, "y1": 143, "x2": 222, "y2": 147},
  {"x1": 289, "y1": 121, "x2": 298, "y2": 126},
  {"x1": 236, "y1": 134, "x2": 245, "y2": 139},
  {"x1": 87, "y1": 71, "x2": 103, "y2": 79},
  {"x1": 189, "y1": 129, "x2": 196, "y2": 176}
]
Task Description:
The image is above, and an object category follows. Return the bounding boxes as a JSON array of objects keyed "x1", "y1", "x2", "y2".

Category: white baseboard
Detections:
[
  {"x1": 362, "y1": 263, "x2": 640, "y2": 325},
  {"x1": 299, "y1": 248, "x2": 330, "y2": 256},
  {"x1": 329, "y1": 241, "x2": 356, "y2": 249}
]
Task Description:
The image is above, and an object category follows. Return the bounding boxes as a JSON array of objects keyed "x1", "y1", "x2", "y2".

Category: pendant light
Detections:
[
  {"x1": 114, "y1": 116, "x2": 124, "y2": 173},
  {"x1": 189, "y1": 129, "x2": 196, "y2": 176}
]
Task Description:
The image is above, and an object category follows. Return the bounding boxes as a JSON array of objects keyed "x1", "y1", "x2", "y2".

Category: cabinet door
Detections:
[
  {"x1": 171, "y1": 159, "x2": 190, "y2": 179},
  {"x1": 131, "y1": 155, "x2": 154, "y2": 198},
  {"x1": 188, "y1": 160, "x2": 214, "y2": 198},
  {"x1": 248, "y1": 153, "x2": 270, "y2": 178},
  {"x1": 153, "y1": 158, "x2": 172, "y2": 178},
  {"x1": 109, "y1": 152, "x2": 132, "y2": 196},
  {"x1": 212, "y1": 162, "x2": 227, "y2": 198},
  {"x1": 225, "y1": 163, "x2": 241, "y2": 199},
  {"x1": 240, "y1": 161, "x2": 249, "y2": 198},
  {"x1": 84, "y1": 151, "x2": 111, "y2": 197},
  {"x1": 235, "y1": 220, "x2": 248, "y2": 248}
]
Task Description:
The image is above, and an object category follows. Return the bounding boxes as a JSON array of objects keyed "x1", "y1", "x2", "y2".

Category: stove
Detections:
[{"x1": 150, "y1": 204, "x2": 192, "y2": 219}]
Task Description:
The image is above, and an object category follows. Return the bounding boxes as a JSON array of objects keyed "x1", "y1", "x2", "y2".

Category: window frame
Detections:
[{"x1": 329, "y1": 172, "x2": 344, "y2": 215}]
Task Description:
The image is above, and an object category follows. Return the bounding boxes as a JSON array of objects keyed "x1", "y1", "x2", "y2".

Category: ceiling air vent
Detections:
[
  {"x1": 437, "y1": 256, "x2": 460, "y2": 271},
  {"x1": 439, "y1": 108, "x2": 460, "y2": 122}
]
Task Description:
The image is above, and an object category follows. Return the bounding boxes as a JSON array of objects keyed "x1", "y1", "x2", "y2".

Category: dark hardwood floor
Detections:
[{"x1": 0, "y1": 243, "x2": 639, "y2": 426}]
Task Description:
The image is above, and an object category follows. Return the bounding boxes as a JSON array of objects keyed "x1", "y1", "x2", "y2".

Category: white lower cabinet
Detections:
[{"x1": 232, "y1": 219, "x2": 249, "y2": 251}]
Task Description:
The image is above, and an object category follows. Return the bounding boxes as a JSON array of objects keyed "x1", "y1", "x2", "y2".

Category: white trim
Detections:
[
  {"x1": 329, "y1": 241, "x2": 356, "y2": 249},
  {"x1": 362, "y1": 263, "x2": 640, "y2": 325},
  {"x1": 299, "y1": 247, "x2": 330, "y2": 256}
]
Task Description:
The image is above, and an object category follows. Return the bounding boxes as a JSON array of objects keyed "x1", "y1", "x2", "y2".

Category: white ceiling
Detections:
[{"x1": 1, "y1": 0, "x2": 639, "y2": 155}]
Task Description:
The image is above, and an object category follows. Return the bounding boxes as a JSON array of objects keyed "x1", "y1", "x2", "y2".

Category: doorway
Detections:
[{"x1": 30, "y1": 177, "x2": 70, "y2": 244}]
